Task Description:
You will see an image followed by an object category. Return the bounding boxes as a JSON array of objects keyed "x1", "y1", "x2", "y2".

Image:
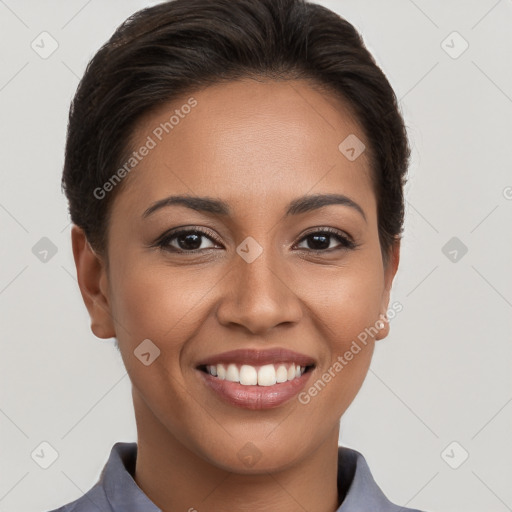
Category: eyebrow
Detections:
[{"x1": 142, "y1": 193, "x2": 367, "y2": 223}]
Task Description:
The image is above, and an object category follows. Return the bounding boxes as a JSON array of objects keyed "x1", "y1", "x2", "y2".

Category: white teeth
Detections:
[
  {"x1": 226, "y1": 363, "x2": 239, "y2": 382},
  {"x1": 216, "y1": 364, "x2": 226, "y2": 380},
  {"x1": 205, "y1": 363, "x2": 307, "y2": 386},
  {"x1": 276, "y1": 365, "x2": 288, "y2": 383},
  {"x1": 258, "y1": 364, "x2": 276, "y2": 386},
  {"x1": 239, "y1": 364, "x2": 258, "y2": 385}
]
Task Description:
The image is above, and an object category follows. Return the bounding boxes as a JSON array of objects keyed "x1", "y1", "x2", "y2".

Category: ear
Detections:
[
  {"x1": 375, "y1": 238, "x2": 401, "y2": 341},
  {"x1": 71, "y1": 225, "x2": 116, "y2": 339}
]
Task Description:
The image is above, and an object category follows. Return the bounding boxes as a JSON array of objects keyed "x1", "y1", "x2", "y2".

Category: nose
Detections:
[{"x1": 215, "y1": 245, "x2": 303, "y2": 335}]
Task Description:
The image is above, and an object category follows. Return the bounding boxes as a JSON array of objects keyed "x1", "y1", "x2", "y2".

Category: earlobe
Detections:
[
  {"x1": 375, "y1": 312, "x2": 390, "y2": 341},
  {"x1": 71, "y1": 225, "x2": 116, "y2": 339}
]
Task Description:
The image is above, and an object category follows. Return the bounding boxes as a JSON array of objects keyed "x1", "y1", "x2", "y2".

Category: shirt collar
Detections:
[
  {"x1": 101, "y1": 442, "x2": 415, "y2": 512},
  {"x1": 103, "y1": 442, "x2": 160, "y2": 512}
]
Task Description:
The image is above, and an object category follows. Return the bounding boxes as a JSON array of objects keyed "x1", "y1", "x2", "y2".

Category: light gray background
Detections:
[{"x1": 1, "y1": 1, "x2": 511, "y2": 511}]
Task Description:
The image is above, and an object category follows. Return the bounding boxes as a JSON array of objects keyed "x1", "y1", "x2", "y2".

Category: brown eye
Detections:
[
  {"x1": 295, "y1": 228, "x2": 357, "y2": 252},
  {"x1": 157, "y1": 229, "x2": 221, "y2": 252}
]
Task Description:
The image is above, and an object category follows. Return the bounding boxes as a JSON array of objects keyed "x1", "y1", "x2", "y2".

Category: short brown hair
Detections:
[{"x1": 62, "y1": 0, "x2": 411, "y2": 268}]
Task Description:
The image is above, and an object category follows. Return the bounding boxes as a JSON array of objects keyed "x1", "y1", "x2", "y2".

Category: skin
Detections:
[{"x1": 71, "y1": 78, "x2": 400, "y2": 512}]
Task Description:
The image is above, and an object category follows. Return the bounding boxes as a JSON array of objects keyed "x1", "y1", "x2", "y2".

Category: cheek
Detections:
[
  {"x1": 109, "y1": 259, "x2": 220, "y2": 344},
  {"x1": 300, "y1": 259, "x2": 384, "y2": 343},
  {"x1": 297, "y1": 274, "x2": 380, "y2": 423},
  {"x1": 107, "y1": 259, "x2": 230, "y2": 396},
  {"x1": 108, "y1": 261, "x2": 209, "y2": 414},
  {"x1": 296, "y1": 257, "x2": 383, "y2": 406}
]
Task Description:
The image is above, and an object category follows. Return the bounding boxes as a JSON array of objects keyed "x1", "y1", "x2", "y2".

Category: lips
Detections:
[
  {"x1": 194, "y1": 348, "x2": 317, "y2": 409},
  {"x1": 195, "y1": 347, "x2": 317, "y2": 368}
]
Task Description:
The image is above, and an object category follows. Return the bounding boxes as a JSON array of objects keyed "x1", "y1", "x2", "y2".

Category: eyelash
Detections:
[{"x1": 153, "y1": 226, "x2": 359, "y2": 254}]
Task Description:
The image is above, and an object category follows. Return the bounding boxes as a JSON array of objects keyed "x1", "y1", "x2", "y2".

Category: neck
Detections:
[{"x1": 132, "y1": 391, "x2": 342, "y2": 512}]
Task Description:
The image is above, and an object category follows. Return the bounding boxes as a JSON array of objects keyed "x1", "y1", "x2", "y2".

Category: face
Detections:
[{"x1": 73, "y1": 79, "x2": 399, "y2": 473}]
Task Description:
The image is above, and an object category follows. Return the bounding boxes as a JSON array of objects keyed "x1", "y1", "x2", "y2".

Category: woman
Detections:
[{"x1": 52, "y1": 0, "x2": 423, "y2": 510}]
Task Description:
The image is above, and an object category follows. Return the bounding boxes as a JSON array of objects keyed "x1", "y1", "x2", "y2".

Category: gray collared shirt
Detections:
[{"x1": 48, "y1": 442, "x2": 426, "y2": 512}]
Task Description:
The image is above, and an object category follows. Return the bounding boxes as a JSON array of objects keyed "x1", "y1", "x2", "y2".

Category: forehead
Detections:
[{"x1": 116, "y1": 79, "x2": 375, "y2": 218}]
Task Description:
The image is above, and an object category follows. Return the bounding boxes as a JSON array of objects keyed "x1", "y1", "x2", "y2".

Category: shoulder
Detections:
[
  {"x1": 46, "y1": 481, "x2": 109, "y2": 512},
  {"x1": 45, "y1": 442, "x2": 137, "y2": 512},
  {"x1": 337, "y1": 445, "x2": 428, "y2": 512}
]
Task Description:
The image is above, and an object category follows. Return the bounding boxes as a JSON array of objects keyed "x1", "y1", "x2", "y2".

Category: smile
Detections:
[
  {"x1": 199, "y1": 362, "x2": 312, "y2": 386},
  {"x1": 195, "y1": 348, "x2": 317, "y2": 410}
]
